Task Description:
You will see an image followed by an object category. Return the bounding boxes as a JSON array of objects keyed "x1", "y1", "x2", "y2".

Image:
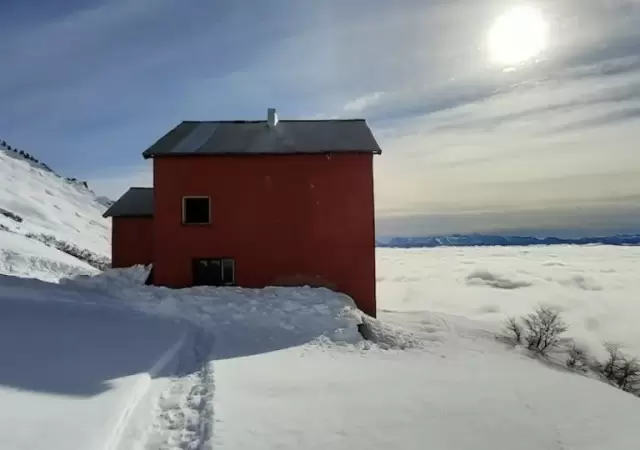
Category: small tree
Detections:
[
  {"x1": 504, "y1": 316, "x2": 523, "y2": 344},
  {"x1": 522, "y1": 307, "x2": 568, "y2": 354},
  {"x1": 616, "y1": 358, "x2": 640, "y2": 393},
  {"x1": 599, "y1": 343, "x2": 640, "y2": 394},
  {"x1": 566, "y1": 344, "x2": 589, "y2": 373},
  {"x1": 601, "y1": 343, "x2": 623, "y2": 381}
]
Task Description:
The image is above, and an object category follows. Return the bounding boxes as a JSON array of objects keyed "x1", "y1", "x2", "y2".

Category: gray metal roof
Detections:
[
  {"x1": 103, "y1": 187, "x2": 153, "y2": 218},
  {"x1": 141, "y1": 119, "x2": 382, "y2": 158}
]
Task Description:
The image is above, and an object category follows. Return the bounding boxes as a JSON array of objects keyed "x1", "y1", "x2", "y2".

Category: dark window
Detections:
[
  {"x1": 192, "y1": 258, "x2": 235, "y2": 286},
  {"x1": 183, "y1": 197, "x2": 210, "y2": 224}
]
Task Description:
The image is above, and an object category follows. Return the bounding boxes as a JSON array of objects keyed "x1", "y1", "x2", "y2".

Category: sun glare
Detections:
[{"x1": 487, "y1": 5, "x2": 548, "y2": 66}]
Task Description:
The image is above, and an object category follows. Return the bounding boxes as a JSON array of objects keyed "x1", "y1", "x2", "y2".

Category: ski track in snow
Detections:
[
  {"x1": 118, "y1": 330, "x2": 216, "y2": 450},
  {"x1": 108, "y1": 336, "x2": 188, "y2": 450},
  {"x1": 146, "y1": 330, "x2": 215, "y2": 450}
]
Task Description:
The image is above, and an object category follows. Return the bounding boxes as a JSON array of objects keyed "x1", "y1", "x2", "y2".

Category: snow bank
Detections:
[
  {"x1": 62, "y1": 268, "x2": 365, "y2": 357},
  {"x1": 62, "y1": 264, "x2": 150, "y2": 288},
  {"x1": 377, "y1": 245, "x2": 640, "y2": 358}
]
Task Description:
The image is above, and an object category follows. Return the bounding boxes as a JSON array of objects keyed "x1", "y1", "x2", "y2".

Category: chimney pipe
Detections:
[{"x1": 267, "y1": 108, "x2": 278, "y2": 127}]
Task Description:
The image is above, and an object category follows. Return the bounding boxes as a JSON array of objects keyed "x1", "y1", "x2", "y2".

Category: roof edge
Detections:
[
  {"x1": 180, "y1": 118, "x2": 367, "y2": 124},
  {"x1": 102, "y1": 186, "x2": 154, "y2": 218},
  {"x1": 145, "y1": 149, "x2": 381, "y2": 159},
  {"x1": 103, "y1": 213, "x2": 153, "y2": 219}
]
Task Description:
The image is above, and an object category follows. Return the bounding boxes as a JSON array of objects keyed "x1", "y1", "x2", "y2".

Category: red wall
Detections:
[
  {"x1": 152, "y1": 153, "x2": 377, "y2": 316},
  {"x1": 111, "y1": 217, "x2": 153, "y2": 268}
]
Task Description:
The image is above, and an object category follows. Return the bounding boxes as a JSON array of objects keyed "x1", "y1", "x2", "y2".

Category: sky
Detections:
[{"x1": 1, "y1": 0, "x2": 640, "y2": 238}]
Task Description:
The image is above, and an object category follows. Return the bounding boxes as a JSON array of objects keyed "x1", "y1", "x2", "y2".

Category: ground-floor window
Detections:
[{"x1": 192, "y1": 258, "x2": 235, "y2": 286}]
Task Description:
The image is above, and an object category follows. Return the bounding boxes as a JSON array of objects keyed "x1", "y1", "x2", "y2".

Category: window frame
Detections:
[
  {"x1": 192, "y1": 257, "x2": 235, "y2": 286},
  {"x1": 182, "y1": 196, "x2": 211, "y2": 225}
]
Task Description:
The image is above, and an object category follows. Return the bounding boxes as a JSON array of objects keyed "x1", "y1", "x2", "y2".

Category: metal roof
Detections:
[
  {"x1": 103, "y1": 187, "x2": 153, "y2": 218},
  {"x1": 141, "y1": 119, "x2": 382, "y2": 158}
]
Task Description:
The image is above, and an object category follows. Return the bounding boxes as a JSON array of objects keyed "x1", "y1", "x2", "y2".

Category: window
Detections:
[
  {"x1": 183, "y1": 197, "x2": 210, "y2": 224},
  {"x1": 192, "y1": 258, "x2": 235, "y2": 286}
]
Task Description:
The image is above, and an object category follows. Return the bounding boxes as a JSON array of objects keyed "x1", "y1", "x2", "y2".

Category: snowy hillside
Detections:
[
  {"x1": 0, "y1": 146, "x2": 111, "y2": 277},
  {"x1": 2, "y1": 246, "x2": 640, "y2": 449}
]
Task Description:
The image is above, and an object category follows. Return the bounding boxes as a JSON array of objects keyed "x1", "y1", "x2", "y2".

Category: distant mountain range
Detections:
[{"x1": 376, "y1": 234, "x2": 640, "y2": 248}]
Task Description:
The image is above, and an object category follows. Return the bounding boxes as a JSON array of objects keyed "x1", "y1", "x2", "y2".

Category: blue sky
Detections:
[{"x1": 1, "y1": 0, "x2": 640, "y2": 237}]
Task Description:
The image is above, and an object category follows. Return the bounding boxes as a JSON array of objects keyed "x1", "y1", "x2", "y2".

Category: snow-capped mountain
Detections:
[
  {"x1": 0, "y1": 142, "x2": 111, "y2": 278},
  {"x1": 378, "y1": 234, "x2": 640, "y2": 248}
]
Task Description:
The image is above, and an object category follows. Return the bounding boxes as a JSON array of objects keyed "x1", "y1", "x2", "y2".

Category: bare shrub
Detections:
[
  {"x1": 504, "y1": 316, "x2": 523, "y2": 344},
  {"x1": 600, "y1": 343, "x2": 623, "y2": 381},
  {"x1": 25, "y1": 233, "x2": 110, "y2": 270},
  {"x1": 566, "y1": 344, "x2": 590, "y2": 373},
  {"x1": 522, "y1": 307, "x2": 568, "y2": 354},
  {"x1": 598, "y1": 343, "x2": 640, "y2": 394}
]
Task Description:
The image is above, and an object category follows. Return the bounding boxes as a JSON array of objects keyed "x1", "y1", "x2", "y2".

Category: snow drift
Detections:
[{"x1": 62, "y1": 267, "x2": 366, "y2": 358}]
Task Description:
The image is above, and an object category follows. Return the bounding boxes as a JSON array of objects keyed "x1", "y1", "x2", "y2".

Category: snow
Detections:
[
  {"x1": 0, "y1": 148, "x2": 110, "y2": 259},
  {"x1": 2, "y1": 245, "x2": 640, "y2": 449},
  {"x1": 0, "y1": 278, "x2": 187, "y2": 450},
  {"x1": 62, "y1": 268, "x2": 364, "y2": 358},
  {"x1": 214, "y1": 343, "x2": 639, "y2": 450},
  {"x1": 0, "y1": 229, "x2": 97, "y2": 281}
]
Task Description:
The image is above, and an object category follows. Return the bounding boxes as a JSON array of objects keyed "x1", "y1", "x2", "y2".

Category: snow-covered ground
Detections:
[
  {"x1": 1, "y1": 246, "x2": 640, "y2": 449},
  {"x1": 0, "y1": 277, "x2": 187, "y2": 450},
  {"x1": 0, "y1": 148, "x2": 110, "y2": 271},
  {"x1": 0, "y1": 229, "x2": 97, "y2": 281}
]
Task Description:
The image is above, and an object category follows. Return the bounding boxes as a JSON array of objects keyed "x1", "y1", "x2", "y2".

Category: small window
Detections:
[{"x1": 183, "y1": 197, "x2": 210, "y2": 224}]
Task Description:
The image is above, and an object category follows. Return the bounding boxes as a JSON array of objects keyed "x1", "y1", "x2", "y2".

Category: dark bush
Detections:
[
  {"x1": 25, "y1": 233, "x2": 111, "y2": 271},
  {"x1": 522, "y1": 307, "x2": 568, "y2": 354},
  {"x1": 0, "y1": 208, "x2": 23, "y2": 223},
  {"x1": 566, "y1": 344, "x2": 590, "y2": 373},
  {"x1": 599, "y1": 343, "x2": 640, "y2": 394}
]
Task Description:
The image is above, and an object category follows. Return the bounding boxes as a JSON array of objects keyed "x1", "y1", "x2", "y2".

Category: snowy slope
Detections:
[
  {"x1": 0, "y1": 229, "x2": 96, "y2": 281},
  {"x1": 0, "y1": 148, "x2": 110, "y2": 255},
  {"x1": 214, "y1": 337, "x2": 640, "y2": 450},
  {"x1": 0, "y1": 148, "x2": 111, "y2": 278}
]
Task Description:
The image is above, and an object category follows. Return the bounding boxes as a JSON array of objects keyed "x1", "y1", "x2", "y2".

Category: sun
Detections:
[{"x1": 487, "y1": 5, "x2": 549, "y2": 66}]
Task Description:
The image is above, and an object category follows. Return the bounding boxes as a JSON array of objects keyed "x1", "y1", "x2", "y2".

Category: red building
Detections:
[{"x1": 104, "y1": 109, "x2": 382, "y2": 316}]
